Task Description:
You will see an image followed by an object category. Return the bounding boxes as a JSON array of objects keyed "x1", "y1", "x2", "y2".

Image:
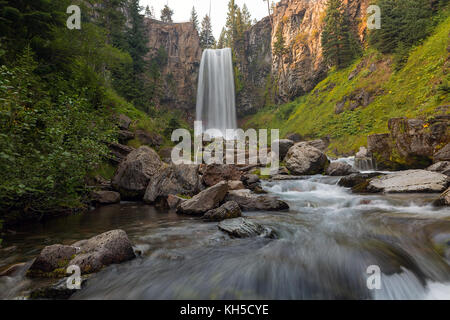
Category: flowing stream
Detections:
[
  {"x1": 196, "y1": 48, "x2": 237, "y2": 137},
  {"x1": 1, "y1": 169, "x2": 450, "y2": 300}
]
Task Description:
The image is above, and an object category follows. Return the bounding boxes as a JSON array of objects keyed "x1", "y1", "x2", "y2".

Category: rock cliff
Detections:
[{"x1": 145, "y1": 19, "x2": 202, "y2": 114}]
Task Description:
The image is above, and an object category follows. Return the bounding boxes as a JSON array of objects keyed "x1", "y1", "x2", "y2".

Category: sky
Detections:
[{"x1": 140, "y1": 0, "x2": 279, "y2": 39}]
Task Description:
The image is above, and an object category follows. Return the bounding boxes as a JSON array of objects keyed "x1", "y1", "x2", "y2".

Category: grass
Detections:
[{"x1": 244, "y1": 14, "x2": 450, "y2": 156}]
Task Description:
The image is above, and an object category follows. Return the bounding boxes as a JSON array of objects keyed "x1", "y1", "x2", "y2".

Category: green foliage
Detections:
[
  {"x1": 160, "y1": 5, "x2": 174, "y2": 23},
  {"x1": 200, "y1": 15, "x2": 216, "y2": 49},
  {"x1": 245, "y1": 13, "x2": 450, "y2": 155},
  {"x1": 0, "y1": 48, "x2": 116, "y2": 214},
  {"x1": 273, "y1": 23, "x2": 288, "y2": 61},
  {"x1": 321, "y1": 0, "x2": 361, "y2": 69},
  {"x1": 190, "y1": 6, "x2": 199, "y2": 31}
]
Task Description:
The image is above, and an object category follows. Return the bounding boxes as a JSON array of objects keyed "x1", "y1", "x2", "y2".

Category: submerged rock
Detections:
[
  {"x1": 225, "y1": 189, "x2": 289, "y2": 211},
  {"x1": 177, "y1": 181, "x2": 229, "y2": 215},
  {"x1": 218, "y1": 218, "x2": 276, "y2": 238},
  {"x1": 285, "y1": 142, "x2": 329, "y2": 175},
  {"x1": 202, "y1": 201, "x2": 242, "y2": 222},
  {"x1": 367, "y1": 170, "x2": 449, "y2": 193},
  {"x1": 112, "y1": 146, "x2": 163, "y2": 199},
  {"x1": 28, "y1": 230, "x2": 135, "y2": 278},
  {"x1": 29, "y1": 276, "x2": 89, "y2": 300},
  {"x1": 326, "y1": 162, "x2": 357, "y2": 176}
]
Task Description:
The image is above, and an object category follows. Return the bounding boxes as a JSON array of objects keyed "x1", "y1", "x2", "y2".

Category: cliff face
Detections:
[
  {"x1": 145, "y1": 19, "x2": 202, "y2": 114},
  {"x1": 271, "y1": 0, "x2": 370, "y2": 101}
]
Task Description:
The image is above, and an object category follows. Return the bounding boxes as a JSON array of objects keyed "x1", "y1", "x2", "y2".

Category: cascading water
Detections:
[{"x1": 196, "y1": 48, "x2": 237, "y2": 137}]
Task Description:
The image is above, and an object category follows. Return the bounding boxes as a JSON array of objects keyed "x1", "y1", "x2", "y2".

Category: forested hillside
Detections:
[
  {"x1": 0, "y1": 0, "x2": 188, "y2": 223},
  {"x1": 244, "y1": 0, "x2": 449, "y2": 156}
]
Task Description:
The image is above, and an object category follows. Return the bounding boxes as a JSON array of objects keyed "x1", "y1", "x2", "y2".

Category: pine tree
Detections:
[
  {"x1": 225, "y1": 0, "x2": 238, "y2": 47},
  {"x1": 242, "y1": 4, "x2": 252, "y2": 30},
  {"x1": 200, "y1": 15, "x2": 216, "y2": 49},
  {"x1": 160, "y1": 5, "x2": 174, "y2": 23},
  {"x1": 145, "y1": 5, "x2": 153, "y2": 19},
  {"x1": 273, "y1": 22, "x2": 288, "y2": 78},
  {"x1": 217, "y1": 28, "x2": 227, "y2": 49},
  {"x1": 321, "y1": 0, "x2": 359, "y2": 69},
  {"x1": 190, "y1": 6, "x2": 199, "y2": 31}
]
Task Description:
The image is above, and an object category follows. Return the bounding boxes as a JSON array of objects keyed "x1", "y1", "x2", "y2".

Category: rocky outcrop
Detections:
[
  {"x1": 202, "y1": 201, "x2": 242, "y2": 222},
  {"x1": 285, "y1": 142, "x2": 329, "y2": 175},
  {"x1": 218, "y1": 218, "x2": 276, "y2": 239},
  {"x1": 271, "y1": 0, "x2": 370, "y2": 102},
  {"x1": 177, "y1": 181, "x2": 229, "y2": 215},
  {"x1": 225, "y1": 189, "x2": 289, "y2": 211},
  {"x1": 201, "y1": 164, "x2": 242, "y2": 187},
  {"x1": 367, "y1": 170, "x2": 449, "y2": 193},
  {"x1": 112, "y1": 146, "x2": 163, "y2": 199},
  {"x1": 326, "y1": 162, "x2": 357, "y2": 176},
  {"x1": 27, "y1": 230, "x2": 135, "y2": 277},
  {"x1": 368, "y1": 117, "x2": 449, "y2": 170},
  {"x1": 145, "y1": 19, "x2": 202, "y2": 114},
  {"x1": 143, "y1": 164, "x2": 203, "y2": 203}
]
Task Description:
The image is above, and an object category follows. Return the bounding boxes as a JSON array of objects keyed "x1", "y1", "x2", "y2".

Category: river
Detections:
[{"x1": 1, "y1": 169, "x2": 450, "y2": 299}]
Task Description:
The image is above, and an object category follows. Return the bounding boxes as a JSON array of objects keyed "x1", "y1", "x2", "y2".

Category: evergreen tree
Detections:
[
  {"x1": 321, "y1": 0, "x2": 359, "y2": 69},
  {"x1": 145, "y1": 5, "x2": 153, "y2": 19},
  {"x1": 200, "y1": 15, "x2": 216, "y2": 49},
  {"x1": 225, "y1": 0, "x2": 238, "y2": 47},
  {"x1": 160, "y1": 5, "x2": 174, "y2": 23},
  {"x1": 242, "y1": 4, "x2": 252, "y2": 29},
  {"x1": 190, "y1": 6, "x2": 199, "y2": 31},
  {"x1": 217, "y1": 28, "x2": 227, "y2": 49}
]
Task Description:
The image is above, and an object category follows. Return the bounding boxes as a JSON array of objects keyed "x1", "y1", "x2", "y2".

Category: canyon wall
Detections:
[{"x1": 145, "y1": 19, "x2": 202, "y2": 115}]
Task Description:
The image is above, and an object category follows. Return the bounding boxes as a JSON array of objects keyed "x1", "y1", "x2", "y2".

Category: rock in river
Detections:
[
  {"x1": 225, "y1": 189, "x2": 289, "y2": 211},
  {"x1": 218, "y1": 218, "x2": 276, "y2": 238},
  {"x1": 202, "y1": 201, "x2": 242, "y2": 222},
  {"x1": 285, "y1": 142, "x2": 329, "y2": 175},
  {"x1": 177, "y1": 181, "x2": 229, "y2": 215},
  {"x1": 326, "y1": 162, "x2": 357, "y2": 176},
  {"x1": 367, "y1": 170, "x2": 449, "y2": 193},
  {"x1": 434, "y1": 188, "x2": 450, "y2": 206}
]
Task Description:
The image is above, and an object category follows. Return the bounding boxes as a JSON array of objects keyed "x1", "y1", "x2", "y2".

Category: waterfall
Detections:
[{"x1": 196, "y1": 48, "x2": 237, "y2": 137}]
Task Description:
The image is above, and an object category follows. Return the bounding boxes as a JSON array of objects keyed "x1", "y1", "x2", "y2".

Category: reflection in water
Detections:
[{"x1": 1, "y1": 176, "x2": 450, "y2": 299}]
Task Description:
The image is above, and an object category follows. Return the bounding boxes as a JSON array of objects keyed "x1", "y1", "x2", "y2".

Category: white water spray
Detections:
[{"x1": 196, "y1": 48, "x2": 237, "y2": 137}]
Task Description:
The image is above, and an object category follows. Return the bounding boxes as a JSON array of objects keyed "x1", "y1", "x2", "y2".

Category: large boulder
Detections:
[
  {"x1": 434, "y1": 188, "x2": 450, "y2": 206},
  {"x1": 285, "y1": 142, "x2": 329, "y2": 175},
  {"x1": 272, "y1": 139, "x2": 294, "y2": 160},
  {"x1": 167, "y1": 195, "x2": 186, "y2": 209},
  {"x1": 435, "y1": 143, "x2": 450, "y2": 162},
  {"x1": 92, "y1": 191, "x2": 121, "y2": 205},
  {"x1": 326, "y1": 162, "x2": 357, "y2": 176},
  {"x1": 427, "y1": 161, "x2": 450, "y2": 176},
  {"x1": 69, "y1": 230, "x2": 135, "y2": 274},
  {"x1": 177, "y1": 181, "x2": 229, "y2": 215},
  {"x1": 338, "y1": 172, "x2": 384, "y2": 188},
  {"x1": 112, "y1": 146, "x2": 163, "y2": 199},
  {"x1": 285, "y1": 133, "x2": 303, "y2": 143},
  {"x1": 303, "y1": 139, "x2": 329, "y2": 152},
  {"x1": 367, "y1": 170, "x2": 449, "y2": 193},
  {"x1": 202, "y1": 164, "x2": 242, "y2": 187},
  {"x1": 225, "y1": 189, "x2": 289, "y2": 211},
  {"x1": 218, "y1": 218, "x2": 276, "y2": 238},
  {"x1": 143, "y1": 164, "x2": 203, "y2": 203},
  {"x1": 28, "y1": 230, "x2": 135, "y2": 278},
  {"x1": 202, "y1": 201, "x2": 242, "y2": 222}
]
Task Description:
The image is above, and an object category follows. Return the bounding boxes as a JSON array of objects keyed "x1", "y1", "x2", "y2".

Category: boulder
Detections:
[
  {"x1": 228, "y1": 180, "x2": 245, "y2": 190},
  {"x1": 427, "y1": 161, "x2": 450, "y2": 176},
  {"x1": 272, "y1": 139, "x2": 294, "y2": 160},
  {"x1": 225, "y1": 189, "x2": 289, "y2": 211},
  {"x1": 338, "y1": 173, "x2": 384, "y2": 188},
  {"x1": 218, "y1": 218, "x2": 276, "y2": 238},
  {"x1": 326, "y1": 162, "x2": 357, "y2": 176},
  {"x1": 108, "y1": 143, "x2": 134, "y2": 165},
  {"x1": 118, "y1": 114, "x2": 132, "y2": 130},
  {"x1": 356, "y1": 146, "x2": 371, "y2": 159},
  {"x1": 285, "y1": 142, "x2": 329, "y2": 175},
  {"x1": 285, "y1": 133, "x2": 303, "y2": 143},
  {"x1": 118, "y1": 130, "x2": 135, "y2": 144},
  {"x1": 167, "y1": 195, "x2": 186, "y2": 209},
  {"x1": 367, "y1": 170, "x2": 449, "y2": 193},
  {"x1": 202, "y1": 164, "x2": 242, "y2": 187},
  {"x1": 136, "y1": 129, "x2": 163, "y2": 148},
  {"x1": 92, "y1": 191, "x2": 121, "y2": 205},
  {"x1": 112, "y1": 146, "x2": 163, "y2": 199},
  {"x1": 69, "y1": 230, "x2": 135, "y2": 274},
  {"x1": 177, "y1": 181, "x2": 229, "y2": 215},
  {"x1": 143, "y1": 164, "x2": 203, "y2": 203},
  {"x1": 30, "y1": 276, "x2": 88, "y2": 300},
  {"x1": 202, "y1": 201, "x2": 242, "y2": 222},
  {"x1": 304, "y1": 139, "x2": 329, "y2": 152},
  {"x1": 28, "y1": 230, "x2": 135, "y2": 278},
  {"x1": 434, "y1": 188, "x2": 450, "y2": 206},
  {"x1": 434, "y1": 143, "x2": 450, "y2": 162}
]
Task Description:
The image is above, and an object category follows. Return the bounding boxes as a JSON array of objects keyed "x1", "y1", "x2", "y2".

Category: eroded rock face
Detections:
[
  {"x1": 225, "y1": 189, "x2": 289, "y2": 211},
  {"x1": 218, "y1": 218, "x2": 276, "y2": 238},
  {"x1": 202, "y1": 201, "x2": 242, "y2": 222},
  {"x1": 112, "y1": 146, "x2": 163, "y2": 199},
  {"x1": 326, "y1": 162, "x2": 357, "y2": 176},
  {"x1": 367, "y1": 170, "x2": 449, "y2": 193},
  {"x1": 285, "y1": 142, "x2": 329, "y2": 175},
  {"x1": 143, "y1": 164, "x2": 203, "y2": 203},
  {"x1": 202, "y1": 164, "x2": 242, "y2": 187},
  {"x1": 177, "y1": 181, "x2": 229, "y2": 215},
  {"x1": 145, "y1": 19, "x2": 202, "y2": 113}
]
